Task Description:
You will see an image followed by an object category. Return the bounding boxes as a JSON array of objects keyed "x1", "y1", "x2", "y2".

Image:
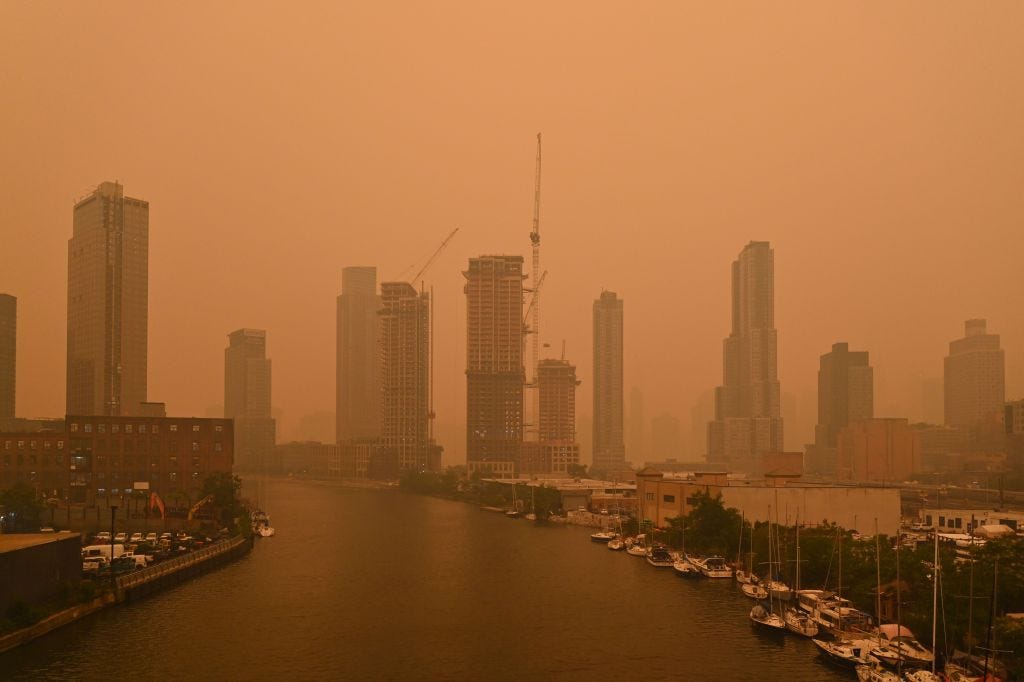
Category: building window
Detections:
[
  {"x1": 84, "y1": 424, "x2": 92, "y2": 433},
  {"x1": 192, "y1": 442, "x2": 199, "y2": 452},
  {"x1": 214, "y1": 442, "x2": 222, "y2": 452},
  {"x1": 57, "y1": 441, "x2": 64, "y2": 450},
  {"x1": 43, "y1": 441, "x2": 52, "y2": 450},
  {"x1": 112, "y1": 424, "x2": 119, "y2": 434},
  {"x1": 170, "y1": 425, "x2": 178, "y2": 432},
  {"x1": 71, "y1": 424, "x2": 78, "y2": 433},
  {"x1": 17, "y1": 441, "x2": 24, "y2": 449},
  {"x1": 939, "y1": 516, "x2": 945, "y2": 527},
  {"x1": 925, "y1": 515, "x2": 932, "y2": 525},
  {"x1": 192, "y1": 425, "x2": 200, "y2": 432},
  {"x1": 152, "y1": 425, "x2": 159, "y2": 434},
  {"x1": 645, "y1": 492, "x2": 655, "y2": 502},
  {"x1": 139, "y1": 424, "x2": 147, "y2": 434},
  {"x1": 215, "y1": 425, "x2": 223, "y2": 433},
  {"x1": 663, "y1": 494, "x2": 676, "y2": 503},
  {"x1": 955, "y1": 518, "x2": 962, "y2": 529},
  {"x1": 98, "y1": 424, "x2": 106, "y2": 433},
  {"x1": 125, "y1": 424, "x2": 133, "y2": 434},
  {"x1": 3, "y1": 441, "x2": 9, "y2": 450},
  {"x1": 29, "y1": 441, "x2": 37, "y2": 450}
]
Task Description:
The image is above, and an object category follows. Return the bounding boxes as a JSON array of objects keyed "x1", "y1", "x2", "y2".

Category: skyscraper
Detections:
[
  {"x1": 627, "y1": 386, "x2": 644, "y2": 463},
  {"x1": 592, "y1": 290, "x2": 625, "y2": 474},
  {"x1": 537, "y1": 358, "x2": 578, "y2": 442},
  {"x1": 337, "y1": 266, "x2": 381, "y2": 443},
  {"x1": 0, "y1": 294, "x2": 15, "y2": 422},
  {"x1": 807, "y1": 342, "x2": 873, "y2": 474},
  {"x1": 66, "y1": 182, "x2": 148, "y2": 416},
  {"x1": 464, "y1": 256, "x2": 524, "y2": 476},
  {"x1": 944, "y1": 319, "x2": 1005, "y2": 432},
  {"x1": 225, "y1": 328, "x2": 276, "y2": 470},
  {"x1": 380, "y1": 281, "x2": 440, "y2": 471},
  {"x1": 707, "y1": 241, "x2": 784, "y2": 472}
]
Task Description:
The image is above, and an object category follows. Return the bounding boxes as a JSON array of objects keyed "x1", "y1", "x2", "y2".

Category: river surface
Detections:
[{"x1": 3, "y1": 479, "x2": 853, "y2": 680}]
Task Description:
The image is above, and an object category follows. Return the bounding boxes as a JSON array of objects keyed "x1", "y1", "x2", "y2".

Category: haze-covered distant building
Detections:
[
  {"x1": 464, "y1": 256, "x2": 524, "y2": 477},
  {"x1": 66, "y1": 182, "x2": 149, "y2": 416},
  {"x1": 944, "y1": 319, "x2": 1005, "y2": 437},
  {"x1": 837, "y1": 418, "x2": 920, "y2": 483},
  {"x1": 380, "y1": 281, "x2": 440, "y2": 472},
  {"x1": 806, "y1": 342, "x2": 873, "y2": 475},
  {"x1": 651, "y1": 412, "x2": 682, "y2": 460},
  {"x1": 707, "y1": 241, "x2": 784, "y2": 472},
  {"x1": 0, "y1": 294, "x2": 14, "y2": 422},
  {"x1": 1008, "y1": 400, "x2": 1024, "y2": 437},
  {"x1": 337, "y1": 266, "x2": 381, "y2": 443},
  {"x1": 225, "y1": 329, "x2": 276, "y2": 471},
  {"x1": 592, "y1": 291, "x2": 625, "y2": 474},
  {"x1": 627, "y1": 386, "x2": 644, "y2": 462}
]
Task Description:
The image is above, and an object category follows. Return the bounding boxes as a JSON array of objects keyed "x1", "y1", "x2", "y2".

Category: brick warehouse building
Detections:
[{"x1": 0, "y1": 415, "x2": 233, "y2": 508}]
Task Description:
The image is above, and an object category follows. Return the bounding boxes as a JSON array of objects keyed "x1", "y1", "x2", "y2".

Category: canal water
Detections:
[{"x1": 3, "y1": 479, "x2": 851, "y2": 680}]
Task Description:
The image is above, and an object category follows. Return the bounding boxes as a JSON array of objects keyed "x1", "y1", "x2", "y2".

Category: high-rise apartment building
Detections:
[
  {"x1": 66, "y1": 182, "x2": 148, "y2": 416},
  {"x1": 537, "y1": 358, "x2": 578, "y2": 442},
  {"x1": 337, "y1": 266, "x2": 381, "y2": 443},
  {"x1": 807, "y1": 342, "x2": 873, "y2": 474},
  {"x1": 225, "y1": 328, "x2": 276, "y2": 470},
  {"x1": 707, "y1": 241, "x2": 784, "y2": 472},
  {"x1": 592, "y1": 291, "x2": 625, "y2": 474},
  {"x1": 380, "y1": 281, "x2": 440, "y2": 471},
  {"x1": 0, "y1": 294, "x2": 15, "y2": 421},
  {"x1": 944, "y1": 319, "x2": 1005, "y2": 433},
  {"x1": 464, "y1": 256, "x2": 524, "y2": 475}
]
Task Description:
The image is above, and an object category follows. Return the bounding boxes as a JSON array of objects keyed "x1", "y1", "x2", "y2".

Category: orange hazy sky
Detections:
[{"x1": 2, "y1": 2, "x2": 1022, "y2": 465}]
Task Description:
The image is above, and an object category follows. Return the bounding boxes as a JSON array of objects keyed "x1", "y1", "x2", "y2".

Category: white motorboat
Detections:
[
  {"x1": 607, "y1": 537, "x2": 625, "y2": 551},
  {"x1": 872, "y1": 624, "x2": 933, "y2": 668},
  {"x1": 784, "y1": 606, "x2": 818, "y2": 637},
  {"x1": 590, "y1": 530, "x2": 617, "y2": 543},
  {"x1": 626, "y1": 543, "x2": 648, "y2": 557},
  {"x1": 903, "y1": 671, "x2": 943, "y2": 682},
  {"x1": 258, "y1": 526, "x2": 275, "y2": 537},
  {"x1": 694, "y1": 555, "x2": 732, "y2": 578}
]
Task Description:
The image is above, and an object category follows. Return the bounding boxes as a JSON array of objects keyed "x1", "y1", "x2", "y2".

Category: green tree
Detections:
[
  {"x1": 567, "y1": 463, "x2": 588, "y2": 479},
  {"x1": 0, "y1": 482, "x2": 44, "y2": 532},
  {"x1": 677, "y1": 491, "x2": 743, "y2": 557},
  {"x1": 200, "y1": 472, "x2": 245, "y2": 527}
]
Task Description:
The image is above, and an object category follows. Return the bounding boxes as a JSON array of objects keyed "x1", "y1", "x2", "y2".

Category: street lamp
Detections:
[{"x1": 109, "y1": 505, "x2": 118, "y2": 591}]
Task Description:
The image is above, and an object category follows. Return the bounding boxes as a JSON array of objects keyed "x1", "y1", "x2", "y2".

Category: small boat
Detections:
[
  {"x1": 741, "y1": 582, "x2": 769, "y2": 600},
  {"x1": 766, "y1": 580, "x2": 792, "y2": 602},
  {"x1": 673, "y1": 557, "x2": 700, "y2": 577},
  {"x1": 872, "y1": 624, "x2": 933, "y2": 668},
  {"x1": 855, "y1": 662, "x2": 901, "y2": 682},
  {"x1": 903, "y1": 671, "x2": 943, "y2": 682},
  {"x1": 749, "y1": 603, "x2": 786, "y2": 633},
  {"x1": 646, "y1": 546, "x2": 674, "y2": 568},
  {"x1": 607, "y1": 537, "x2": 625, "y2": 551},
  {"x1": 258, "y1": 526, "x2": 275, "y2": 537},
  {"x1": 524, "y1": 513, "x2": 537, "y2": 521},
  {"x1": 505, "y1": 509, "x2": 520, "y2": 519},
  {"x1": 783, "y1": 606, "x2": 818, "y2": 637},
  {"x1": 695, "y1": 555, "x2": 732, "y2": 579},
  {"x1": 626, "y1": 543, "x2": 648, "y2": 557},
  {"x1": 735, "y1": 569, "x2": 754, "y2": 585},
  {"x1": 590, "y1": 530, "x2": 617, "y2": 543},
  {"x1": 813, "y1": 638, "x2": 873, "y2": 669}
]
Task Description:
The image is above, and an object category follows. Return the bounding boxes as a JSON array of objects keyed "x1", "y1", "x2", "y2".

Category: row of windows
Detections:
[
  {"x1": 70, "y1": 423, "x2": 224, "y2": 434},
  {"x1": 3, "y1": 440, "x2": 65, "y2": 450}
]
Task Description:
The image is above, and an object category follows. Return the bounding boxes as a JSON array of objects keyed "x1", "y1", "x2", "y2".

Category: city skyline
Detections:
[{"x1": 2, "y1": 4, "x2": 1023, "y2": 468}]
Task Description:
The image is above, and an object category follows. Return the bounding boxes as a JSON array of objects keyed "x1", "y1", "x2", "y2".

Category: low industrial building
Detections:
[
  {"x1": 0, "y1": 533, "x2": 81, "y2": 613},
  {"x1": 917, "y1": 507, "x2": 1024, "y2": 533},
  {"x1": 635, "y1": 468, "x2": 901, "y2": 536}
]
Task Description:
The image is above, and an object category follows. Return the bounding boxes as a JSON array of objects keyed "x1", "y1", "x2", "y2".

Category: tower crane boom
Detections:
[{"x1": 410, "y1": 228, "x2": 459, "y2": 284}]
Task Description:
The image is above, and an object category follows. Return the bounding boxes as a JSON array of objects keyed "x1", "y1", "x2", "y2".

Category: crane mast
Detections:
[{"x1": 528, "y1": 133, "x2": 542, "y2": 439}]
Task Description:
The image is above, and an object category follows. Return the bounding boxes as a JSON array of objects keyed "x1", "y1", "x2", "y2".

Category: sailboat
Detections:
[
  {"x1": 903, "y1": 533, "x2": 945, "y2": 682},
  {"x1": 505, "y1": 484, "x2": 520, "y2": 518},
  {"x1": 524, "y1": 485, "x2": 537, "y2": 522},
  {"x1": 735, "y1": 513, "x2": 752, "y2": 584},
  {"x1": 750, "y1": 506, "x2": 787, "y2": 633},
  {"x1": 672, "y1": 523, "x2": 700, "y2": 577},
  {"x1": 784, "y1": 520, "x2": 818, "y2": 637},
  {"x1": 813, "y1": 528, "x2": 874, "y2": 668}
]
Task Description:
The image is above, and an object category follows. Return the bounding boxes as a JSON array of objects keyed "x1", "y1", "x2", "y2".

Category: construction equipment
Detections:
[
  {"x1": 395, "y1": 228, "x2": 460, "y2": 284},
  {"x1": 528, "y1": 134, "x2": 543, "y2": 436}
]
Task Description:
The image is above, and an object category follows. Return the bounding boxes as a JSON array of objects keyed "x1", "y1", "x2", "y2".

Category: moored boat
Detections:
[
  {"x1": 646, "y1": 546, "x2": 674, "y2": 567},
  {"x1": 694, "y1": 555, "x2": 732, "y2": 578},
  {"x1": 673, "y1": 556, "x2": 700, "y2": 577},
  {"x1": 749, "y1": 603, "x2": 786, "y2": 633},
  {"x1": 855, "y1": 662, "x2": 901, "y2": 682},
  {"x1": 812, "y1": 638, "x2": 873, "y2": 669},
  {"x1": 607, "y1": 537, "x2": 625, "y2": 551},
  {"x1": 783, "y1": 606, "x2": 818, "y2": 637},
  {"x1": 741, "y1": 582, "x2": 768, "y2": 600},
  {"x1": 590, "y1": 530, "x2": 616, "y2": 543}
]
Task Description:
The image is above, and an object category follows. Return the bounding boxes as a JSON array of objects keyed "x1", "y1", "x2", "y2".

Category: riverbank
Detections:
[{"x1": 0, "y1": 534, "x2": 252, "y2": 655}]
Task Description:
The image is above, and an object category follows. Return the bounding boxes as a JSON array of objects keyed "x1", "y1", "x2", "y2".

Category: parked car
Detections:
[
  {"x1": 96, "y1": 531, "x2": 112, "y2": 542},
  {"x1": 114, "y1": 532, "x2": 128, "y2": 543},
  {"x1": 82, "y1": 556, "x2": 107, "y2": 575},
  {"x1": 130, "y1": 532, "x2": 144, "y2": 543},
  {"x1": 144, "y1": 532, "x2": 157, "y2": 543}
]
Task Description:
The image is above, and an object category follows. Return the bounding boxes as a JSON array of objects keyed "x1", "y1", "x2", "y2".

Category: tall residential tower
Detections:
[
  {"x1": 807, "y1": 342, "x2": 873, "y2": 474},
  {"x1": 337, "y1": 266, "x2": 381, "y2": 443},
  {"x1": 66, "y1": 182, "x2": 149, "y2": 416},
  {"x1": 464, "y1": 256, "x2": 524, "y2": 476},
  {"x1": 380, "y1": 281, "x2": 440, "y2": 471},
  {"x1": 0, "y1": 294, "x2": 15, "y2": 421},
  {"x1": 592, "y1": 291, "x2": 625, "y2": 474},
  {"x1": 225, "y1": 328, "x2": 276, "y2": 470},
  {"x1": 944, "y1": 319, "x2": 1005, "y2": 434},
  {"x1": 707, "y1": 241, "x2": 784, "y2": 472}
]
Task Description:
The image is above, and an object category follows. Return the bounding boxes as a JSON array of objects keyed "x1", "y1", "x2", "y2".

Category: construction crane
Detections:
[
  {"x1": 410, "y1": 227, "x2": 459, "y2": 285},
  {"x1": 522, "y1": 270, "x2": 548, "y2": 333},
  {"x1": 529, "y1": 133, "x2": 543, "y2": 437}
]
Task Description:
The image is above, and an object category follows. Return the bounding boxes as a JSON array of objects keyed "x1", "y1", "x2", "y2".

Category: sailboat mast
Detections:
[
  {"x1": 932, "y1": 527, "x2": 939, "y2": 675},
  {"x1": 875, "y1": 519, "x2": 882, "y2": 645}
]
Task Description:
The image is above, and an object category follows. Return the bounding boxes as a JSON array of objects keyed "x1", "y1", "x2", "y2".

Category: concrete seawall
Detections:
[{"x1": 0, "y1": 534, "x2": 253, "y2": 654}]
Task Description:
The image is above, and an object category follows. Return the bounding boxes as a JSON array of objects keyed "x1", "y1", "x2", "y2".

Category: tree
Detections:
[
  {"x1": 0, "y1": 482, "x2": 44, "y2": 532},
  {"x1": 677, "y1": 491, "x2": 743, "y2": 557},
  {"x1": 567, "y1": 464, "x2": 588, "y2": 479},
  {"x1": 200, "y1": 472, "x2": 245, "y2": 526}
]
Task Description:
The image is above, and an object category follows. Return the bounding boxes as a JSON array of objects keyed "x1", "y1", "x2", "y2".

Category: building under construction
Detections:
[
  {"x1": 464, "y1": 255, "x2": 525, "y2": 477},
  {"x1": 519, "y1": 357, "x2": 581, "y2": 476},
  {"x1": 380, "y1": 281, "x2": 441, "y2": 471}
]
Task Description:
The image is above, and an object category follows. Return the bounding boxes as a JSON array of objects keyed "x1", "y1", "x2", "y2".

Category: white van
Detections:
[{"x1": 82, "y1": 544, "x2": 125, "y2": 560}]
